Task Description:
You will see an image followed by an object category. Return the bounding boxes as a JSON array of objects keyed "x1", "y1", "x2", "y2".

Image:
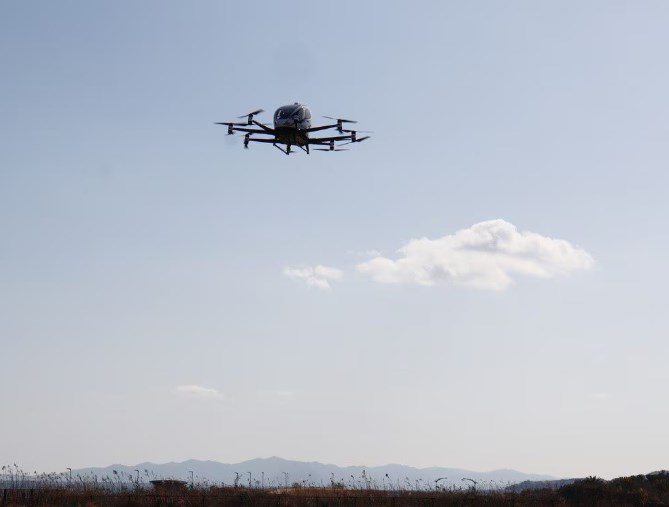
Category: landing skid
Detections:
[
  {"x1": 273, "y1": 143, "x2": 310, "y2": 155},
  {"x1": 273, "y1": 143, "x2": 291, "y2": 155}
]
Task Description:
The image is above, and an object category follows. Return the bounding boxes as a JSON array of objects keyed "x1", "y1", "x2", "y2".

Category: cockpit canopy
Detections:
[{"x1": 274, "y1": 103, "x2": 311, "y2": 122}]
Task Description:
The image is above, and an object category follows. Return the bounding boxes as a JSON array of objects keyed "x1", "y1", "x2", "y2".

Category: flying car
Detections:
[{"x1": 215, "y1": 103, "x2": 370, "y2": 155}]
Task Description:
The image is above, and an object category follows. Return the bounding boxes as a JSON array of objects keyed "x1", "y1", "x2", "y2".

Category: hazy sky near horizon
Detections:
[{"x1": 2, "y1": 1, "x2": 669, "y2": 480}]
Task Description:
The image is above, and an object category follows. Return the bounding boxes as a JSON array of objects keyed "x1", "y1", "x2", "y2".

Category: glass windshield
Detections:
[{"x1": 275, "y1": 105, "x2": 301, "y2": 120}]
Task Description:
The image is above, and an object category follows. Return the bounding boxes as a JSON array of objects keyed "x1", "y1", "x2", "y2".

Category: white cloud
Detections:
[
  {"x1": 283, "y1": 264, "x2": 343, "y2": 290},
  {"x1": 174, "y1": 385, "x2": 224, "y2": 400},
  {"x1": 356, "y1": 219, "x2": 594, "y2": 291}
]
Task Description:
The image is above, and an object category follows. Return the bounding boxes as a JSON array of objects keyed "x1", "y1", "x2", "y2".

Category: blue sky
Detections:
[{"x1": 1, "y1": 1, "x2": 668, "y2": 478}]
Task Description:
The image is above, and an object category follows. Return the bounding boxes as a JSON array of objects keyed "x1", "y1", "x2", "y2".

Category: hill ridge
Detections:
[{"x1": 74, "y1": 457, "x2": 555, "y2": 488}]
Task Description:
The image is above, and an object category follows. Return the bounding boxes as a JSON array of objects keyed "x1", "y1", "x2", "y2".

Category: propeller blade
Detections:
[
  {"x1": 238, "y1": 109, "x2": 264, "y2": 119},
  {"x1": 314, "y1": 148, "x2": 349, "y2": 151},
  {"x1": 323, "y1": 116, "x2": 357, "y2": 124},
  {"x1": 340, "y1": 136, "x2": 370, "y2": 146},
  {"x1": 341, "y1": 129, "x2": 373, "y2": 133}
]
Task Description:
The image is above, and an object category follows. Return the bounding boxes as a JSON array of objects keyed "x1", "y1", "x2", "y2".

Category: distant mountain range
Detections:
[{"x1": 74, "y1": 457, "x2": 555, "y2": 489}]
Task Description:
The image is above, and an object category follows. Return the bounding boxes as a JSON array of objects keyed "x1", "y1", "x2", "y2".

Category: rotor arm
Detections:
[
  {"x1": 303, "y1": 123, "x2": 339, "y2": 133},
  {"x1": 251, "y1": 120, "x2": 277, "y2": 135},
  {"x1": 246, "y1": 138, "x2": 277, "y2": 143},
  {"x1": 307, "y1": 134, "x2": 354, "y2": 143},
  {"x1": 218, "y1": 125, "x2": 274, "y2": 135}
]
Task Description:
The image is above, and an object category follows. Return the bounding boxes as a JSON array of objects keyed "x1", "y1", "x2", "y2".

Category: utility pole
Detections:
[{"x1": 283, "y1": 472, "x2": 288, "y2": 489}]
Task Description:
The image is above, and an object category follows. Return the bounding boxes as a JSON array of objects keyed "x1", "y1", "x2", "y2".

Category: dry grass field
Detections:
[{"x1": 2, "y1": 473, "x2": 669, "y2": 507}]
